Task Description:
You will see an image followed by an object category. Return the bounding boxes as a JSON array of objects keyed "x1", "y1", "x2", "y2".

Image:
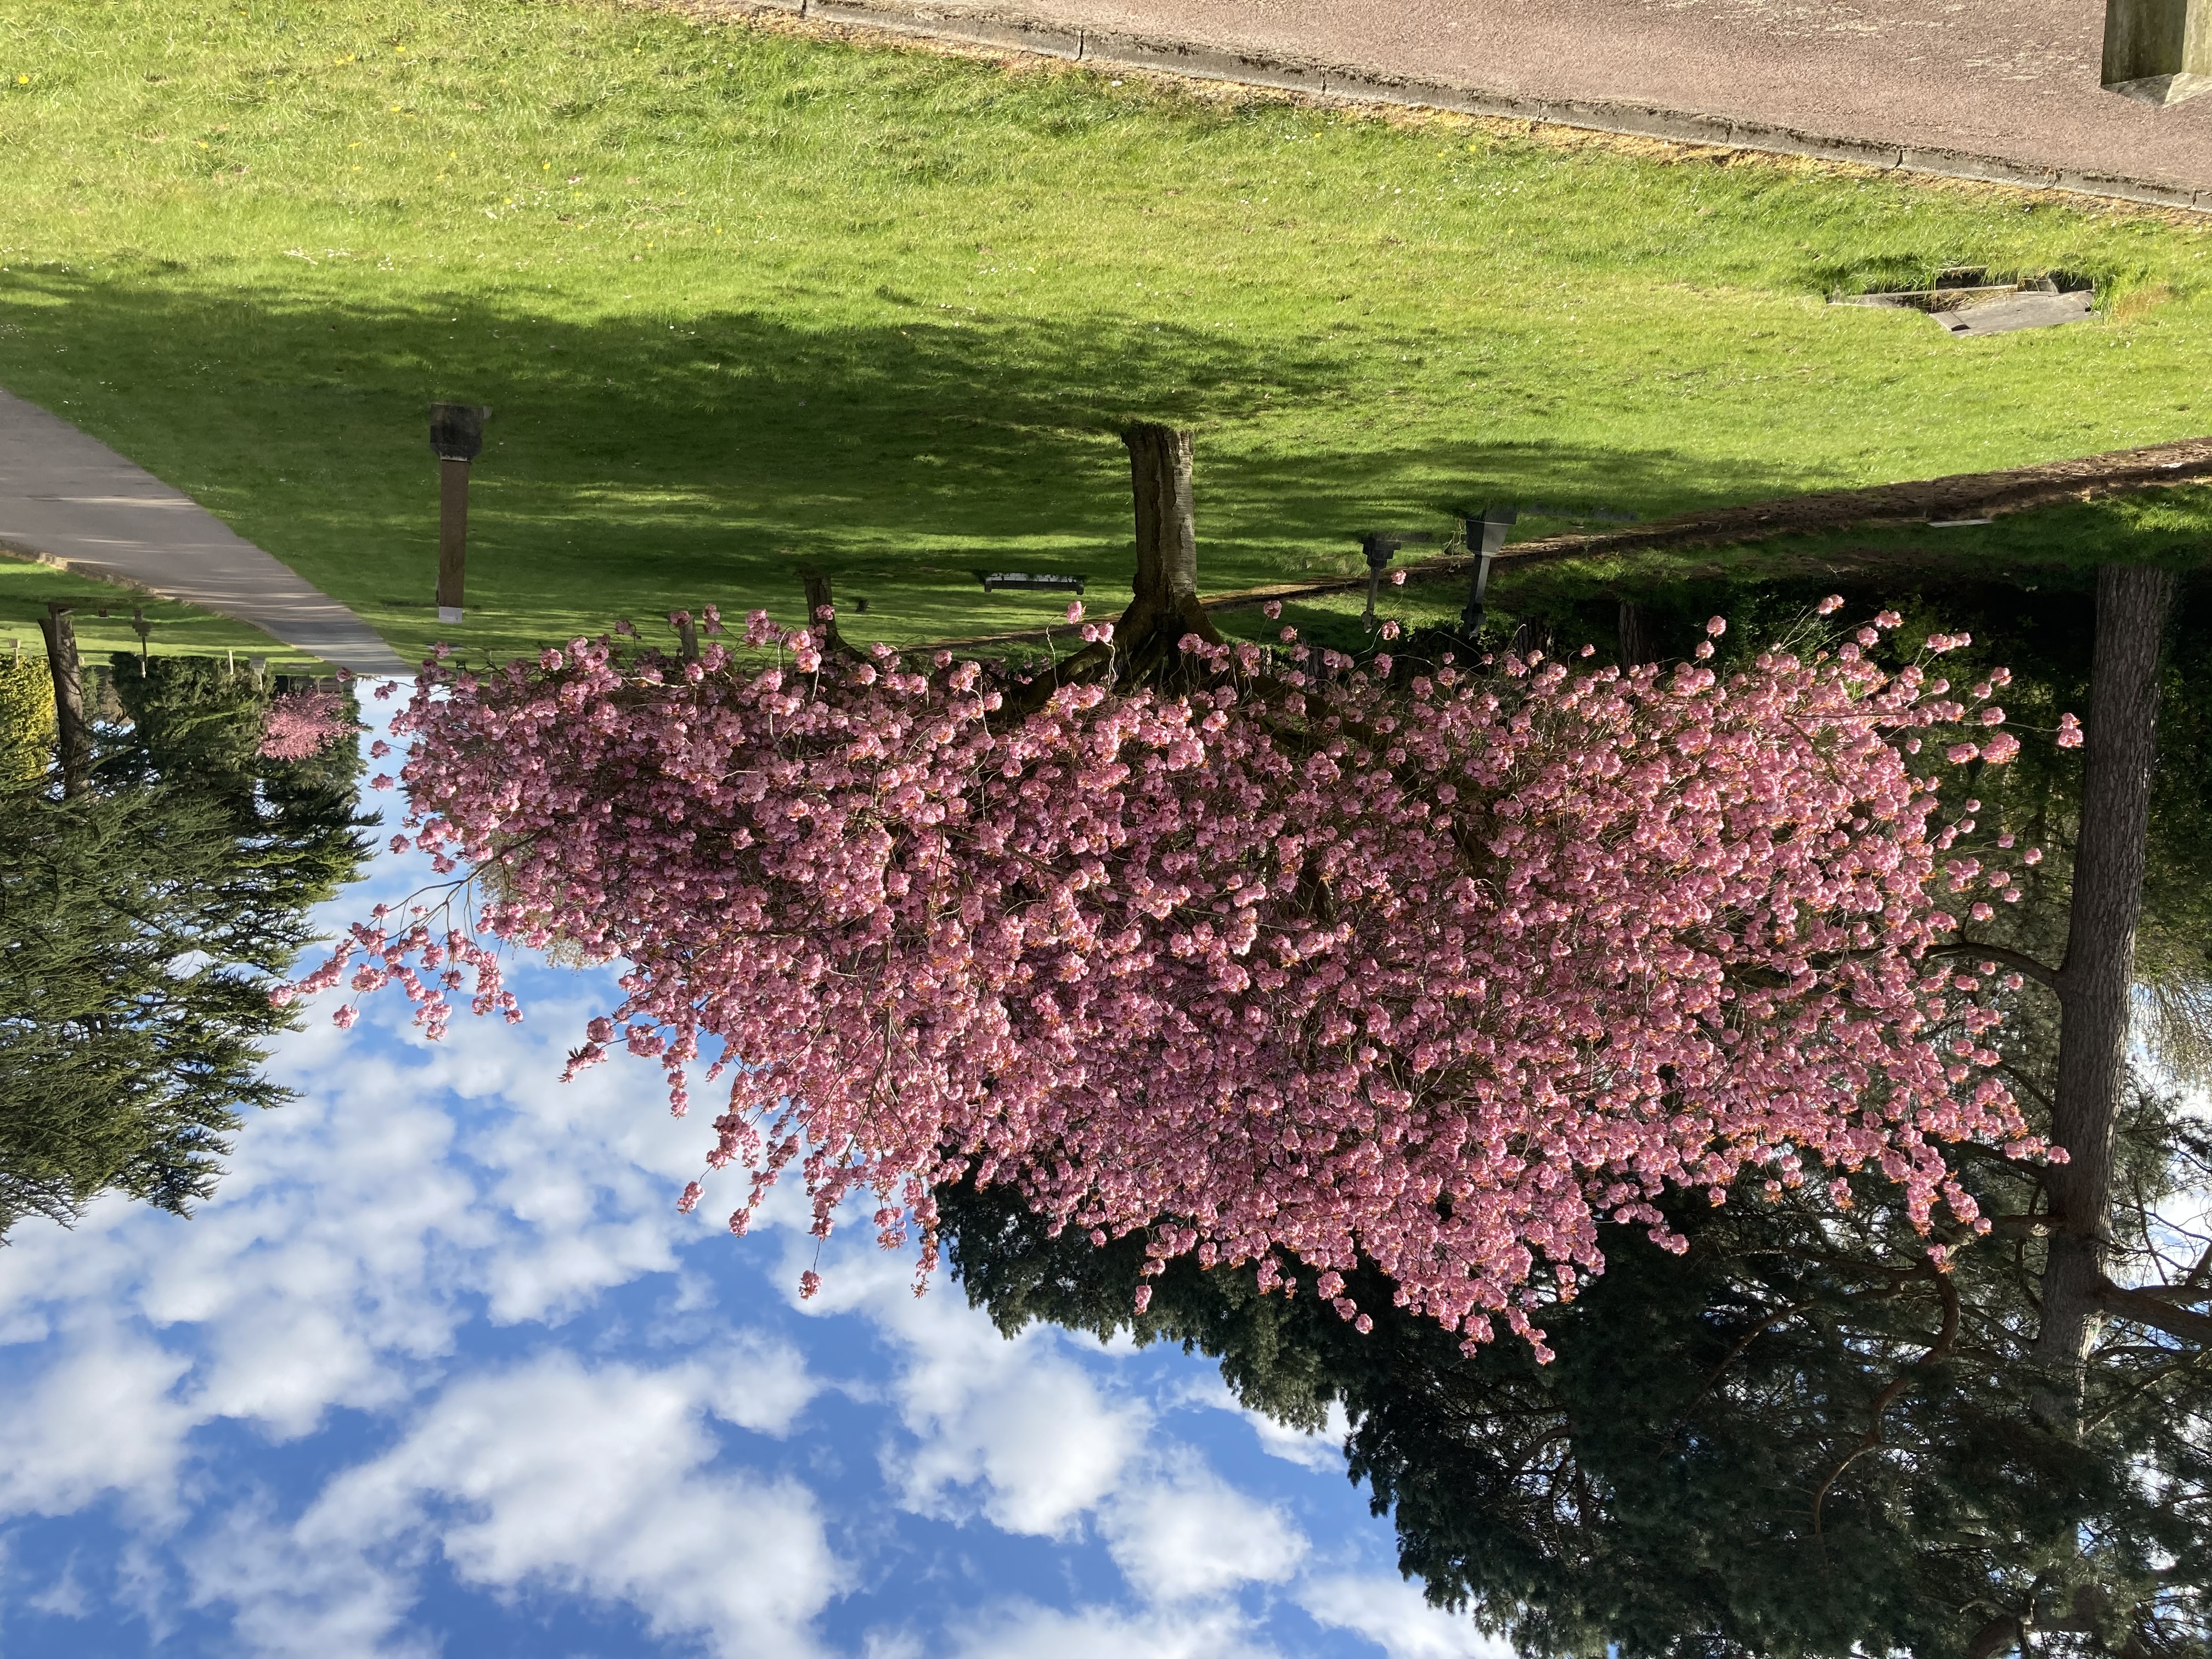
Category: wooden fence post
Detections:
[{"x1": 429, "y1": 403, "x2": 492, "y2": 626}]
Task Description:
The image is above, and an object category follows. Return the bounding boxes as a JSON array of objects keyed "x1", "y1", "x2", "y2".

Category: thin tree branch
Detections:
[{"x1": 1926, "y1": 941, "x2": 2061, "y2": 992}]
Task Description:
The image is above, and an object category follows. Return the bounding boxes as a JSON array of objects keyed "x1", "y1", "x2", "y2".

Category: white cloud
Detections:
[
  {"x1": 798, "y1": 1241, "x2": 1149, "y2": 1538},
  {"x1": 701, "y1": 1328, "x2": 819, "y2": 1435},
  {"x1": 0, "y1": 1323, "x2": 195, "y2": 1521},
  {"x1": 188, "y1": 1347, "x2": 839, "y2": 1659},
  {"x1": 1242, "y1": 1399, "x2": 1352, "y2": 1474},
  {"x1": 23, "y1": 1550, "x2": 93, "y2": 1617},
  {"x1": 950, "y1": 1599, "x2": 1282, "y2": 1659},
  {"x1": 181, "y1": 1494, "x2": 434, "y2": 1659},
  {"x1": 1297, "y1": 1573, "x2": 1516, "y2": 1659},
  {"x1": 1100, "y1": 1461, "x2": 1307, "y2": 1602}
]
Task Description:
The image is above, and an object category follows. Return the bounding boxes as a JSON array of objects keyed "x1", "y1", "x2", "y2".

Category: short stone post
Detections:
[
  {"x1": 2103, "y1": 0, "x2": 2212, "y2": 103},
  {"x1": 1458, "y1": 506, "x2": 1516, "y2": 641},
  {"x1": 1361, "y1": 533, "x2": 1401, "y2": 626}
]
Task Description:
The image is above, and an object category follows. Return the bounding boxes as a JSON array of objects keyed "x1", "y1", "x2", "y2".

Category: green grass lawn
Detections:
[
  {"x1": 0, "y1": 550, "x2": 334, "y2": 668},
  {"x1": 2, "y1": 0, "x2": 2209, "y2": 663}
]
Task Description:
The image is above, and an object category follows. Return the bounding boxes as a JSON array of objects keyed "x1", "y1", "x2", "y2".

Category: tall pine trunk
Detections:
[
  {"x1": 37, "y1": 606, "x2": 89, "y2": 798},
  {"x1": 2028, "y1": 562, "x2": 2175, "y2": 1416}
]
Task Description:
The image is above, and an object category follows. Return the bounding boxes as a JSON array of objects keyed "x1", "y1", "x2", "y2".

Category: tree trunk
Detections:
[
  {"x1": 1618, "y1": 600, "x2": 1660, "y2": 668},
  {"x1": 2029, "y1": 562, "x2": 2175, "y2": 1417},
  {"x1": 798, "y1": 568, "x2": 855, "y2": 659},
  {"x1": 37, "y1": 605, "x2": 89, "y2": 798},
  {"x1": 1110, "y1": 424, "x2": 1222, "y2": 686}
]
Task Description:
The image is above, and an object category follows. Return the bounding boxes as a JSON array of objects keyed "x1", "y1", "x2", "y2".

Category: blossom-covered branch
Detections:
[{"x1": 286, "y1": 602, "x2": 2057, "y2": 1356}]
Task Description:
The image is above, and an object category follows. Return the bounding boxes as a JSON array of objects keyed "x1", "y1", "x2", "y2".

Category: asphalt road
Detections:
[
  {"x1": 792, "y1": 0, "x2": 2212, "y2": 196},
  {"x1": 0, "y1": 390, "x2": 409, "y2": 675}
]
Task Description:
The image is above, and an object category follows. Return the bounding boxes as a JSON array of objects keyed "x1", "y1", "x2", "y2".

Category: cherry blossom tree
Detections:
[
  {"x1": 257, "y1": 688, "x2": 353, "y2": 762},
  {"x1": 290, "y1": 596, "x2": 2055, "y2": 1352}
]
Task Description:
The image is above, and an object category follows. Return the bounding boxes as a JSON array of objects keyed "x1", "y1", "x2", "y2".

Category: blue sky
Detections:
[{"x1": 0, "y1": 702, "x2": 1510, "y2": 1659}]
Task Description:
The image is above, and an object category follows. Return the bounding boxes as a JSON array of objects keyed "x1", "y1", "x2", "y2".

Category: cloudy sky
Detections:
[{"x1": 0, "y1": 703, "x2": 1509, "y2": 1659}]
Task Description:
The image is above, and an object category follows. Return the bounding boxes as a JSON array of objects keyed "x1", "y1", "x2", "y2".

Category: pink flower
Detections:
[
  {"x1": 2023, "y1": 847, "x2": 2044, "y2": 866},
  {"x1": 1816, "y1": 595, "x2": 1844, "y2": 616},
  {"x1": 1874, "y1": 610, "x2": 1903, "y2": 630},
  {"x1": 258, "y1": 691, "x2": 353, "y2": 761},
  {"x1": 2055, "y1": 712, "x2": 2084, "y2": 749},
  {"x1": 1380, "y1": 620, "x2": 1401, "y2": 640},
  {"x1": 1390, "y1": 570, "x2": 1406, "y2": 586},
  {"x1": 1279, "y1": 627, "x2": 1298, "y2": 644},
  {"x1": 1263, "y1": 601, "x2": 1283, "y2": 620},
  {"x1": 1065, "y1": 600, "x2": 1085, "y2": 624},
  {"x1": 1705, "y1": 616, "x2": 1726, "y2": 637},
  {"x1": 301, "y1": 599, "x2": 2046, "y2": 1357},
  {"x1": 332, "y1": 1005, "x2": 358, "y2": 1029}
]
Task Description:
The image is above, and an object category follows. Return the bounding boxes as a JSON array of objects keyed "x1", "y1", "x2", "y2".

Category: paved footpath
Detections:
[
  {"x1": 0, "y1": 388, "x2": 408, "y2": 676},
  {"x1": 736, "y1": 0, "x2": 2212, "y2": 206}
]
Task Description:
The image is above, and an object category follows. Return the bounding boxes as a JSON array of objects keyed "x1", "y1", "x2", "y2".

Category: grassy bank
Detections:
[
  {"x1": 2, "y1": 0, "x2": 2208, "y2": 661},
  {"x1": 0, "y1": 551, "x2": 334, "y2": 668}
]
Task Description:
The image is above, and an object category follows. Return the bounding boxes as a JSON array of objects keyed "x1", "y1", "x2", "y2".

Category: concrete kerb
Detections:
[
  {"x1": 1086, "y1": 33, "x2": 1327, "y2": 93},
  {"x1": 695, "y1": 0, "x2": 2212, "y2": 217},
  {"x1": 808, "y1": 0, "x2": 1082, "y2": 57},
  {"x1": 1901, "y1": 148, "x2": 2061, "y2": 190},
  {"x1": 1720, "y1": 122, "x2": 1904, "y2": 170},
  {"x1": 2056, "y1": 170, "x2": 2205, "y2": 209}
]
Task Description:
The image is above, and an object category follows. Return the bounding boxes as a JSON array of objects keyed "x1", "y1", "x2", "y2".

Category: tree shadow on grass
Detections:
[{"x1": 0, "y1": 268, "x2": 1875, "y2": 660}]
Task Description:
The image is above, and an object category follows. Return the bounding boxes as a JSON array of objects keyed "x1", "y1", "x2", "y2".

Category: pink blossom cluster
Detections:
[
  {"x1": 258, "y1": 690, "x2": 353, "y2": 761},
  {"x1": 292, "y1": 603, "x2": 2054, "y2": 1356}
]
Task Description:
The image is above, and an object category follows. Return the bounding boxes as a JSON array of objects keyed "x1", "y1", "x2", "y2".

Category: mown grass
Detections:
[
  {"x1": 0, "y1": 550, "x2": 332, "y2": 668},
  {"x1": 2, "y1": 0, "x2": 2209, "y2": 661}
]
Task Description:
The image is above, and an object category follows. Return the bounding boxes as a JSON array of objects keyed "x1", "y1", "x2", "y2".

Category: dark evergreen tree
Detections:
[{"x1": 0, "y1": 658, "x2": 373, "y2": 1238}]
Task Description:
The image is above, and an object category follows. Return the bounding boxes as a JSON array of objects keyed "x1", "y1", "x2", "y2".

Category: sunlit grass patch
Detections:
[{"x1": 1, "y1": 0, "x2": 2207, "y2": 661}]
